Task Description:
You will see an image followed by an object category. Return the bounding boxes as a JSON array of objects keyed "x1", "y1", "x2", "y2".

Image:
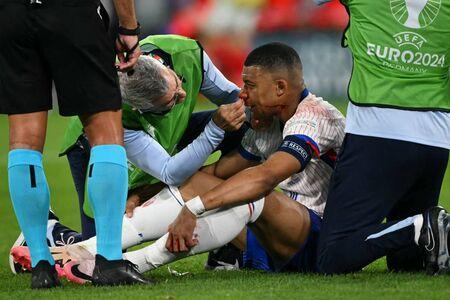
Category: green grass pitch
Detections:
[{"x1": 0, "y1": 102, "x2": 449, "y2": 299}]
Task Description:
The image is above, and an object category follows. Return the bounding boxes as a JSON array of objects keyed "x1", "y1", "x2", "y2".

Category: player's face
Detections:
[
  {"x1": 241, "y1": 66, "x2": 281, "y2": 129},
  {"x1": 153, "y1": 67, "x2": 187, "y2": 114}
]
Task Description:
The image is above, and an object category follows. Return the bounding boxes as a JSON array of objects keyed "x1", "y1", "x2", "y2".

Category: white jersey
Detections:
[{"x1": 239, "y1": 93, "x2": 345, "y2": 216}]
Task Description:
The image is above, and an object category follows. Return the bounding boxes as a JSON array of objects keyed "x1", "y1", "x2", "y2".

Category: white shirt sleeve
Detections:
[
  {"x1": 124, "y1": 120, "x2": 225, "y2": 186},
  {"x1": 200, "y1": 51, "x2": 240, "y2": 105}
]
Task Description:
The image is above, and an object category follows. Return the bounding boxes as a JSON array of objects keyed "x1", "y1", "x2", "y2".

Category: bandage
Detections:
[{"x1": 185, "y1": 196, "x2": 206, "y2": 217}]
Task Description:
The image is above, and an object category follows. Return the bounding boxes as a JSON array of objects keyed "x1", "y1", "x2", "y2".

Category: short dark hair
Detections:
[{"x1": 244, "y1": 42, "x2": 302, "y2": 73}]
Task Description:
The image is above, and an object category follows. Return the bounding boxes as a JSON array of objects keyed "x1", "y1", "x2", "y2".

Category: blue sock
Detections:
[
  {"x1": 87, "y1": 145, "x2": 128, "y2": 261},
  {"x1": 8, "y1": 149, "x2": 54, "y2": 267}
]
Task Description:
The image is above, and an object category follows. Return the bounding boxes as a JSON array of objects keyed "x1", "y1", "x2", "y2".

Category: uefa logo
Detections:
[{"x1": 390, "y1": 0, "x2": 441, "y2": 29}]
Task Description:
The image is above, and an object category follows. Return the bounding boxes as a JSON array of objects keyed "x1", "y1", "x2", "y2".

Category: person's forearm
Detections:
[
  {"x1": 113, "y1": 0, "x2": 138, "y2": 28},
  {"x1": 201, "y1": 165, "x2": 278, "y2": 211},
  {"x1": 125, "y1": 121, "x2": 224, "y2": 186},
  {"x1": 161, "y1": 120, "x2": 224, "y2": 185}
]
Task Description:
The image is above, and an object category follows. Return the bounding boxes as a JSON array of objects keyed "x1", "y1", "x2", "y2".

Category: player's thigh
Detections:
[
  {"x1": 252, "y1": 191, "x2": 310, "y2": 260},
  {"x1": 0, "y1": 3, "x2": 52, "y2": 116},
  {"x1": 36, "y1": 1, "x2": 121, "y2": 117},
  {"x1": 320, "y1": 134, "x2": 423, "y2": 246}
]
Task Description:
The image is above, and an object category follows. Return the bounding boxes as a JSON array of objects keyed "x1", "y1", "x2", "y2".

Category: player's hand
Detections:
[
  {"x1": 115, "y1": 34, "x2": 141, "y2": 72},
  {"x1": 166, "y1": 206, "x2": 198, "y2": 253},
  {"x1": 125, "y1": 194, "x2": 141, "y2": 218},
  {"x1": 212, "y1": 99, "x2": 246, "y2": 132}
]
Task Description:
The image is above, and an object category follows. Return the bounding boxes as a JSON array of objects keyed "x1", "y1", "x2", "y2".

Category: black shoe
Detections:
[
  {"x1": 419, "y1": 206, "x2": 450, "y2": 275},
  {"x1": 31, "y1": 260, "x2": 61, "y2": 289},
  {"x1": 91, "y1": 255, "x2": 155, "y2": 286},
  {"x1": 205, "y1": 244, "x2": 242, "y2": 270}
]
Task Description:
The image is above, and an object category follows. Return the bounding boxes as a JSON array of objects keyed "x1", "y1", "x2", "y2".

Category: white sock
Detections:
[
  {"x1": 124, "y1": 198, "x2": 265, "y2": 273},
  {"x1": 413, "y1": 214, "x2": 423, "y2": 245},
  {"x1": 73, "y1": 216, "x2": 143, "y2": 254},
  {"x1": 124, "y1": 236, "x2": 177, "y2": 272},
  {"x1": 74, "y1": 186, "x2": 184, "y2": 254},
  {"x1": 127, "y1": 186, "x2": 184, "y2": 242}
]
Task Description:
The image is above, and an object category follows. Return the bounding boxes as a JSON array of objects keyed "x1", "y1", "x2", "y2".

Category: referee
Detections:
[
  {"x1": 313, "y1": 0, "x2": 450, "y2": 274},
  {"x1": 0, "y1": 0, "x2": 152, "y2": 288}
]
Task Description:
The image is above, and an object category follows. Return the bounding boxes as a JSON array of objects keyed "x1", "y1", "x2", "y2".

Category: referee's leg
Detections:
[
  {"x1": 8, "y1": 112, "x2": 57, "y2": 279},
  {"x1": 79, "y1": 111, "x2": 128, "y2": 261},
  {"x1": 1, "y1": 1, "x2": 60, "y2": 288},
  {"x1": 316, "y1": 134, "x2": 447, "y2": 274}
]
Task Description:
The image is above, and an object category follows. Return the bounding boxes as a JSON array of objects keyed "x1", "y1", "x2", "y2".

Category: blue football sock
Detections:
[
  {"x1": 87, "y1": 145, "x2": 128, "y2": 261},
  {"x1": 8, "y1": 149, "x2": 54, "y2": 267}
]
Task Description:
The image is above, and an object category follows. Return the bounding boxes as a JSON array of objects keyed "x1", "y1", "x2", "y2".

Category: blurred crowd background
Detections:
[{"x1": 104, "y1": 0, "x2": 351, "y2": 100}]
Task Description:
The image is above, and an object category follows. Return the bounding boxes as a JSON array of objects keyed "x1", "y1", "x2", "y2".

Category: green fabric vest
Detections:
[
  {"x1": 59, "y1": 35, "x2": 203, "y2": 216},
  {"x1": 123, "y1": 34, "x2": 203, "y2": 189},
  {"x1": 342, "y1": 0, "x2": 450, "y2": 111}
]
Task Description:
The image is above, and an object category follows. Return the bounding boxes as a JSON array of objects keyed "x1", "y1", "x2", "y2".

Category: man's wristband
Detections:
[
  {"x1": 118, "y1": 22, "x2": 141, "y2": 36},
  {"x1": 185, "y1": 196, "x2": 206, "y2": 217}
]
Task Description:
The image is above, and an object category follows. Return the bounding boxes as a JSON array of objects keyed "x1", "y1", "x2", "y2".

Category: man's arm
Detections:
[
  {"x1": 124, "y1": 101, "x2": 245, "y2": 186},
  {"x1": 196, "y1": 128, "x2": 319, "y2": 211},
  {"x1": 113, "y1": 0, "x2": 138, "y2": 28},
  {"x1": 201, "y1": 151, "x2": 301, "y2": 211},
  {"x1": 124, "y1": 122, "x2": 224, "y2": 187},
  {"x1": 165, "y1": 150, "x2": 302, "y2": 252},
  {"x1": 112, "y1": 0, "x2": 141, "y2": 71},
  {"x1": 166, "y1": 128, "x2": 319, "y2": 252}
]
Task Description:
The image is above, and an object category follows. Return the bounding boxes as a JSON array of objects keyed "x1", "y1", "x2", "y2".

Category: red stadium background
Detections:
[{"x1": 103, "y1": 0, "x2": 351, "y2": 99}]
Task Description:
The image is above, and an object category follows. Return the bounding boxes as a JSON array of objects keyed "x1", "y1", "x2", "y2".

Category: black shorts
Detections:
[{"x1": 0, "y1": 0, "x2": 121, "y2": 116}]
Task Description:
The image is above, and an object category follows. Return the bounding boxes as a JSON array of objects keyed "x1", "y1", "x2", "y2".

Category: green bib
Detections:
[
  {"x1": 342, "y1": 0, "x2": 450, "y2": 111},
  {"x1": 59, "y1": 35, "x2": 204, "y2": 216},
  {"x1": 123, "y1": 34, "x2": 203, "y2": 189}
]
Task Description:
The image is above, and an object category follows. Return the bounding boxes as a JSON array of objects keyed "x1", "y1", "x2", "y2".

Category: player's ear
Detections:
[{"x1": 275, "y1": 80, "x2": 287, "y2": 97}]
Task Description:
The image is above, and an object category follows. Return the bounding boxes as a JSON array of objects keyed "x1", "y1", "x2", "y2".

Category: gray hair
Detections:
[{"x1": 118, "y1": 55, "x2": 169, "y2": 110}]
